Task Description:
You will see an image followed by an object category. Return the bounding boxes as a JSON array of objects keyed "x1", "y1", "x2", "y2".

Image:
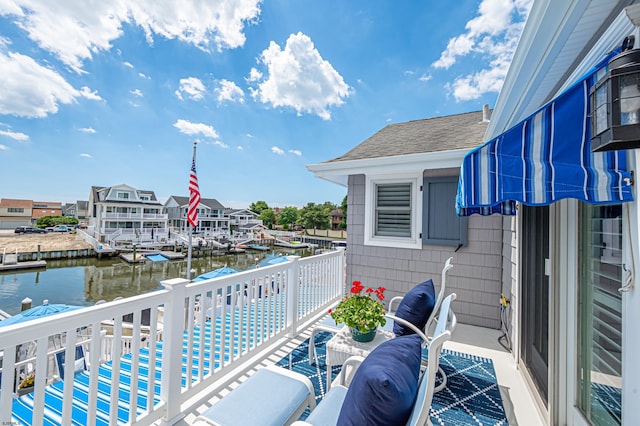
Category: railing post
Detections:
[
  {"x1": 159, "y1": 277, "x2": 189, "y2": 425},
  {"x1": 337, "y1": 247, "x2": 346, "y2": 293},
  {"x1": 286, "y1": 256, "x2": 301, "y2": 337}
]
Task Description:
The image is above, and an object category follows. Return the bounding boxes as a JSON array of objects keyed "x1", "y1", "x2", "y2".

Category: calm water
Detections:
[{"x1": 0, "y1": 248, "x2": 311, "y2": 316}]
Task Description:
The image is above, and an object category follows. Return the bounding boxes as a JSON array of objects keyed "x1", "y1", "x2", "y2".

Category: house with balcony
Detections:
[
  {"x1": 164, "y1": 196, "x2": 229, "y2": 235},
  {"x1": 310, "y1": 2, "x2": 640, "y2": 424},
  {"x1": 226, "y1": 208, "x2": 262, "y2": 231},
  {"x1": 88, "y1": 184, "x2": 168, "y2": 244}
]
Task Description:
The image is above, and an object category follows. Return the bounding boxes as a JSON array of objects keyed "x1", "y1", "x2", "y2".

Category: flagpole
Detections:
[
  {"x1": 187, "y1": 224, "x2": 193, "y2": 280},
  {"x1": 186, "y1": 141, "x2": 199, "y2": 281}
]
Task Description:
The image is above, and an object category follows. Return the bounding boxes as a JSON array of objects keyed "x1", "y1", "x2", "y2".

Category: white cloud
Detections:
[
  {"x1": 175, "y1": 77, "x2": 206, "y2": 101},
  {"x1": 246, "y1": 67, "x2": 262, "y2": 82},
  {"x1": 288, "y1": 149, "x2": 302, "y2": 156},
  {"x1": 432, "y1": 0, "x2": 532, "y2": 101},
  {"x1": 130, "y1": 88, "x2": 143, "y2": 97},
  {"x1": 80, "y1": 153, "x2": 92, "y2": 158},
  {"x1": 0, "y1": 0, "x2": 261, "y2": 72},
  {"x1": 0, "y1": 129, "x2": 28, "y2": 141},
  {"x1": 214, "y1": 141, "x2": 229, "y2": 149},
  {"x1": 237, "y1": 146, "x2": 244, "y2": 150},
  {"x1": 123, "y1": 61, "x2": 133, "y2": 68},
  {"x1": 0, "y1": 51, "x2": 98, "y2": 117},
  {"x1": 138, "y1": 72, "x2": 150, "y2": 79},
  {"x1": 246, "y1": 133, "x2": 254, "y2": 138},
  {"x1": 79, "y1": 86, "x2": 102, "y2": 100},
  {"x1": 249, "y1": 32, "x2": 351, "y2": 120},
  {"x1": 271, "y1": 146, "x2": 284, "y2": 155},
  {"x1": 0, "y1": 144, "x2": 8, "y2": 150},
  {"x1": 0, "y1": 0, "x2": 262, "y2": 73},
  {"x1": 419, "y1": 74, "x2": 432, "y2": 82},
  {"x1": 216, "y1": 79, "x2": 245, "y2": 104},
  {"x1": 173, "y1": 119, "x2": 220, "y2": 139},
  {"x1": 78, "y1": 127, "x2": 96, "y2": 133}
]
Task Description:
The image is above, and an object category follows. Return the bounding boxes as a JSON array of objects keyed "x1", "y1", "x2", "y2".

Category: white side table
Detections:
[{"x1": 325, "y1": 326, "x2": 394, "y2": 390}]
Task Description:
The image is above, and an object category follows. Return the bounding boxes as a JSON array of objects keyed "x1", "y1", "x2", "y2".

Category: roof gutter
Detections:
[{"x1": 306, "y1": 148, "x2": 470, "y2": 186}]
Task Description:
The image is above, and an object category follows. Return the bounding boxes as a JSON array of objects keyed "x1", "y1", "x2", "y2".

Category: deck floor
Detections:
[{"x1": 167, "y1": 322, "x2": 543, "y2": 425}]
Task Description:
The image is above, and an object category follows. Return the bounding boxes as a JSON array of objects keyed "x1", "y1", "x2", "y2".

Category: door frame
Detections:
[{"x1": 517, "y1": 204, "x2": 555, "y2": 424}]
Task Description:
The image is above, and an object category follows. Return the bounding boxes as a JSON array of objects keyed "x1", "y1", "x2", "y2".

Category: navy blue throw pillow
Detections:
[
  {"x1": 337, "y1": 333, "x2": 422, "y2": 426},
  {"x1": 393, "y1": 279, "x2": 436, "y2": 337}
]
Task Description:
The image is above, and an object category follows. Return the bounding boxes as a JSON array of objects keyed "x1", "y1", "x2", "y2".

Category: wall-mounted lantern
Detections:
[{"x1": 591, "y1": 36, "x2": 640, "y2": 152}]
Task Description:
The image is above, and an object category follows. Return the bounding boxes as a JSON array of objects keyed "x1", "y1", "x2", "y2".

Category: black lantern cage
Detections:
[{"x1": 590, "y1": 36, "x2": 640, "y2": 152}]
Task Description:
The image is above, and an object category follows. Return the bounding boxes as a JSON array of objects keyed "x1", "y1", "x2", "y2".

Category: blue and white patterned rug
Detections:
[{"x1": 276, "y1": 331, "x2": 509, "y2": 425}]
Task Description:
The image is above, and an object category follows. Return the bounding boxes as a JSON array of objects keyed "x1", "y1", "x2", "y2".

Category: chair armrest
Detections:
[
  {"x1": 384, "y1": 313, "x2": 430, "y2": 345},
  {"x1": 337, "y1": 355, "x2": 365, "y2": 387},
  {"x1": 387, "y1": 296, "x2": 403, "y2": 314}
]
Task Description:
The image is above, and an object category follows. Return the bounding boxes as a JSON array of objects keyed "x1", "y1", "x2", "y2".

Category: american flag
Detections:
[{"x1": 187, "y1": 146, "x2": 200, "y2": 228}]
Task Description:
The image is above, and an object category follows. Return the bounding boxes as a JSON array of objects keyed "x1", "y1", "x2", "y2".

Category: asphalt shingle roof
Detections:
[{"x1": 327, "y1": 110, "x2": 489, "y2": 163}]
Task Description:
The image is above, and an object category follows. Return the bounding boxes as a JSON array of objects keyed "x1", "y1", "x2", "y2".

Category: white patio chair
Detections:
[
  {"x1": 295, "y1": 293, "x2": 457, "y2": 426},
  {"x1": 308, "y1": 257, "x2": 453, "y2": 368}
]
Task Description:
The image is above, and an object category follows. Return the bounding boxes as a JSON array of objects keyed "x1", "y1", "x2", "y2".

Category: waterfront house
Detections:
[
  {"x1": 307, "y1": 109, "x2": 503, "y2": 329},
  {"x1": 311, "y1": 1, "x2": 640, "y2": 424},
  {"x1": 0, "y1": 199, "x2": 33, "y2": 229},
  {"x1": 88, "y1": 184, "x2": 168, "y2": 244},
  {"x1": 164, "y1": 196, "x2": 229, "y2": 235},
  {"x1": 0, "y1": 199, "x2": 63, "y2": 229},
  {"x1": 30, "y1": 201, "x2": 62, "y2": 222},
  {"x1": 64, "y1": 200, "x2": 89, "y2": 224},
  {"x1": 225, "y1": 208, "x2": 262, "y2": 231}
]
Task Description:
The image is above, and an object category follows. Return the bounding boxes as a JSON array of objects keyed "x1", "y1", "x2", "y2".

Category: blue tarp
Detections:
[
  {"x1": 146, "y1": 254, "x2": 169, "y2": 262},
  {"x1": 0, "y1": 302, "x2": 81, "y2": 327},
  {"x1": 193, "y1": 266, "x2": 239, "y2": 282}
]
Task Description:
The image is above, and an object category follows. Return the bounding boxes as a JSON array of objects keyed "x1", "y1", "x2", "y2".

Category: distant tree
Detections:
[
  {"x1": 36, "y1": 215, "x2": 78, "y2": 228},
  {"x1": 259, "y1": 208, "x2": 276, "y2": 228},
  {"x1": 278, "y1": 206, "x2": 299, "y2": 228},
  {"x1": 321, "y1": 201, "x2": 338, "y2": 212},
  {"x1": 299, "y1": 203, "x2": 331, "y2": 230},
  {"x1": 249, "y1": 200, "x2": 269, "y2": 215},
  {"x1": 340, "y1": 195, "x2": 348, "y2": 229}
]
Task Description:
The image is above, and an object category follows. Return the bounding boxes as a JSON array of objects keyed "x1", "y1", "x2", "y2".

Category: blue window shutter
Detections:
[{"x1": 423, "y1": 176, "x2": 468, "y2": 246}]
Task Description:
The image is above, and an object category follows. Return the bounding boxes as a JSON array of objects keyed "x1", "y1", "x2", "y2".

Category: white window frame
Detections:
[
  {"x1": 364, "y1": 173, "x2": 422, "y2": 249},
  {"x1": 117, "y1": 192, "x2": 130, "y2": 200}
]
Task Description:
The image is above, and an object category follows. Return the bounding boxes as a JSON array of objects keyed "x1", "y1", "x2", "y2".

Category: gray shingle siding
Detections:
[{"x1": 346, "y1": 174, "x2": 503, "y2": 329}]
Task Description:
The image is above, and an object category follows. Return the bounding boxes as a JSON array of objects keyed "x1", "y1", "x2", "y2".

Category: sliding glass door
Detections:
[{"x1": 578, "y1": 204, "x2": 622, "y2": 425}]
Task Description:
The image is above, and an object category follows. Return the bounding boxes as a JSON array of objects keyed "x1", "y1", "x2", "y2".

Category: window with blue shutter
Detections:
[{"x1": 423, "y1": 176, "x2": 467, "y2": 246}]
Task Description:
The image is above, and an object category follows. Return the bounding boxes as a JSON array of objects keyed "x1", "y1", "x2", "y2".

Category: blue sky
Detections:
[{"x1": 0, "y1": 0, "x2": 531, "y2": 209}]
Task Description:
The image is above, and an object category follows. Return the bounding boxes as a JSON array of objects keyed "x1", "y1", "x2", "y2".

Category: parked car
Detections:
[
  {"x1": 14, "y1": 226, "x2": 46, "y2": 234},
  {"x1": 45, "y1": 225, "x2": 70, "y2": 232}
]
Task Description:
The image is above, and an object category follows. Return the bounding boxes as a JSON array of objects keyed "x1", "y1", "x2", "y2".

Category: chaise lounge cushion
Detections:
[
  {"x1": 337, "y1": 333, "x2": 422, "y2": 425},
  {"x1": 393, "y1": 279, "x2": 436, "y2": 337}
]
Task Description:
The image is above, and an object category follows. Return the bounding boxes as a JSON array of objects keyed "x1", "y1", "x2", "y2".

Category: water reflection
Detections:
[{"x1": 0, "y1": 249, "x2": 309, "y2": 315}]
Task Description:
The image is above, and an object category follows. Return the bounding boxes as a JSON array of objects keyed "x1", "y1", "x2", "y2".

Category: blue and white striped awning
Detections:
[{"x1": 456, "y1": 52, "x2": 634, "y2": 216}]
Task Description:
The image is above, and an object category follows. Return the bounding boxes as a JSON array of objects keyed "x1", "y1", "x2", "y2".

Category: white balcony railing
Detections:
[
  {"x1": 102, "y1": 213, "x2": 167, "y2": 220},
  {"x1": 0, "y1": 249, "x2": 345, "y2": 425}
]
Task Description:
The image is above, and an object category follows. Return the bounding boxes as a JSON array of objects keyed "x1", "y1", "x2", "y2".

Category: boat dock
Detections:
[
  {"x1": 0, "y1": 260, "x2": 47, "y2": 272},
  {"x1": 119, "y1": 251, "x2": 185, "y2": 263}
]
